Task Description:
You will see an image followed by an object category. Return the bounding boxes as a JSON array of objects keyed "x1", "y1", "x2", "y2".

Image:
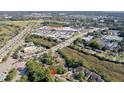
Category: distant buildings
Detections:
[
  {"x1": 109, "y1": 30, "x2": 120, "y2": 35},
  {"x1": 100, "y1": 35, "x2": 123, "y2": 50},
  {"x1": 82, "y1": 36, "x2": 94, "y2": 42},
  {"x1": 39, "y1": 26, "x2": 78, "y2": 32},
  {"x1": 102, "y1": 35, "x2": 123, "y2": 42},
  {"x1": 32, "y1": 26, "x2": 79, "y2": 40},
  {"x1": 100, "y1": 40, "x2": 119, "y2": 50},
  {"x1": 101, "y1": 29, "x2": 120, "y2": 35},
  {"x1": 82, "y1": 29, "x2": 123, "y2": 51}
]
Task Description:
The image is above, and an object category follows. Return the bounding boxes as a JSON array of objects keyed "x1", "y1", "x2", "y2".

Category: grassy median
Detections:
[{"x1": 0, "y1": 21, "x2": 29, "y2": 49}]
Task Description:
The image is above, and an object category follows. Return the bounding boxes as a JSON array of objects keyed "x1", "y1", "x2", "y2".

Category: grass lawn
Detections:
[
  {"x1": 0, "y1": 20, "x2": 29, "y2": 27},
  {"x1": 0, "y1": 21, "x2": 29, "y2": 49},
  {"x1": 60, "y1": 47, "x2": 124, "y2": 82}
]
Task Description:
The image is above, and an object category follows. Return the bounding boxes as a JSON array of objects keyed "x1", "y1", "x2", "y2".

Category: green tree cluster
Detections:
[
  {"x1": 49, "y1": 64, "x2": 66, "y2": 74},
  {"x1": 19, "y1": 75, "x2": 28, "y2": 82},
  {"x1": 23, "y1": 60, "x2": 55, "y2": 82},
  {"x1": 25, "y1": 35, "x2": 56, "y2": 49},
  {"x1": 74, "y1": 37, "x2": 82, "y2": 45},
  {"x1": 58, "y1": 50, "x2": 84, "y2": 68},
  {"x1": 56, "y1": 65, "x2": 66, "y2": 74},
  {"x1": 42, "y1": 53, "x2": 54, "y2": 65},
  {"x1": 5, "y1": 69, "x2": 17, "y2": 81},
  {"x1": 88, "y1": 39, "x2": 101, "y2": 49},
  {"x1": 42, "y1": 21, "x2": 69, "y2": 27},
  {"x1": 74, "y1": 72, "x2": 85, "y2": 81}
]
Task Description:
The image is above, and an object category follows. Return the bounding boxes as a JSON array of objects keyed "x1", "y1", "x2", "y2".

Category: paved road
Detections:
[
  {"x1": 0, "y1": 22, "x2": 35, "y2": 81},
  {"x1": 0, "y1": 26, "x2": 99, "y2": 81},
  {"x1": 0, "y1": 57, "x2": 16, "y2": 81},
  {"x1": 0, "y1": 23, "x2": 35, "y2": 63},
  {"x1": 24, "y1": 28, "x2": 100, "y2": 59}
]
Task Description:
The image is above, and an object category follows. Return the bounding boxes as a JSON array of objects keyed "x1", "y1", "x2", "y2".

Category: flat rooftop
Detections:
[
  {"x1": 39, "y1": 26, "x2": 78, "y2": 31},
  {"x1": 103, "y1": 35, "x2": 123, "y2": 41}
]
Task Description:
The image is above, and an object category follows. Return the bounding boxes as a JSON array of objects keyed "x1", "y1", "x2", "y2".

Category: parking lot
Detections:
[
  {"x1": 32, "y1": 26, "x2": 79, "y2": 40},
  {"x1": 32, "y1": 30, "x2": 76, "y2": 40}
]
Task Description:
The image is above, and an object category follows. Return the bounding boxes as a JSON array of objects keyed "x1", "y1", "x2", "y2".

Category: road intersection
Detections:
[{"x1": 0, "y1": 25, "x2": 99, "y2": 81}]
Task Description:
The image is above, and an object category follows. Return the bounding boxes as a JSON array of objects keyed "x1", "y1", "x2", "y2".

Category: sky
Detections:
[{"x1": 0, "y1": 0, "x2": 124, "y2": 11}]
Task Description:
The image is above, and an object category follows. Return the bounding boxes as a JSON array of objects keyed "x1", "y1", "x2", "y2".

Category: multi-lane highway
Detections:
[
  {"x1": 0, "y1": 22, "x2": 35, "y2": 63},
  {"x1": 0, "y1": 22, "x2": 36, "y2": 81},
  {"x1": 0, "y1": 26, "x2": 99, "y2": 81}
]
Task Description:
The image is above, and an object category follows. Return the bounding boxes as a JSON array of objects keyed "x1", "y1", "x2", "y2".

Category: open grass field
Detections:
[
  {"x1": 0, "y1": 21, "x2": 29, "y2": 27},
  {"x1": 0, "y1": 21, "x2": 30, "y2": 49},
  {"x1": 60, "y1": 47, "x2": 124, "y2": 82}
]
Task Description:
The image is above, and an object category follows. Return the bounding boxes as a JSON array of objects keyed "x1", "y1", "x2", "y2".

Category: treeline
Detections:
[
  {"x1": 58, "y1": 49, "x2": 84, "y2": 68},
  {"x1": 19, "y1": 52, "x2": 67, "y2": 82},
  {"x1": 25, "y1": 35, "x2": 57, "y2": 49},
  {"x1": 19, "y1": 60, "x2": 55, "y2": 82},
  {"x1": 41, "y1": 21, "x2": 69, "y2": 27},
  {"x1": 58, "y1": 47, "x2": 112, "y2": 82},
  {"x1": 41, "y1": 53, "x2": 66, "y2": 74}
]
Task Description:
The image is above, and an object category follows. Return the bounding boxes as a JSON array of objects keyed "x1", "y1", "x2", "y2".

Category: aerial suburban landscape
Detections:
[{"x1": 0, "y1": 11, "x2": 124, "y2": 82}]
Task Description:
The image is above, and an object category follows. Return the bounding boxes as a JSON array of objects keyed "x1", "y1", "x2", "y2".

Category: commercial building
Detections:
[
  {"x1": 39, "y1": 26, "x2": 78, "y2": 32},
  {"x1": 32, "y1": 26, "x2": 79, "y2": 40},
  {"x1": 102, "y1": 35, "x2": 123, "y2": 42}
]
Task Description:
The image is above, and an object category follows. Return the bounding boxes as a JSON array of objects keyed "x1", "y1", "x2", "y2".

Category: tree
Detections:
[
  {"x1": 12, "y1": 50, "x2": 19, "y2": 59},
  {"x1": 74, "y1": 72, "x2": 85, "y2": 81},
  {"x1": 74, "y1": 37, "x2": 82, "y2": 45},
  {"x1": 42, "y1": 53, "x2": 54, "y2": 65},
  {"x1": 56, "y1": 65, "x2": 66, "y2": 74},
  {"x1": 58, "y1": 50, "x2": 82, "y2": 68},
  {"x1": 5, "y1": 69, "x2": 17, "y2": 81},
  {"x1": 19, "y1": 75, "x2": 28, "y2": 82},
  {"x1": 88, "y1": 39, "x2": 101, "y2": 49},
  {"x1": 49, "y1": 64, "x2": 66, "y2": 75},
  {"x1": 66, "y1": 59, "x2": 80, "y2": 68},
  {"x1": 12, "y1": 46, "x2": 22, "y2": 59},
  {"x1": 25, "y1": 60, "x2": 55, "y2": 82}
]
